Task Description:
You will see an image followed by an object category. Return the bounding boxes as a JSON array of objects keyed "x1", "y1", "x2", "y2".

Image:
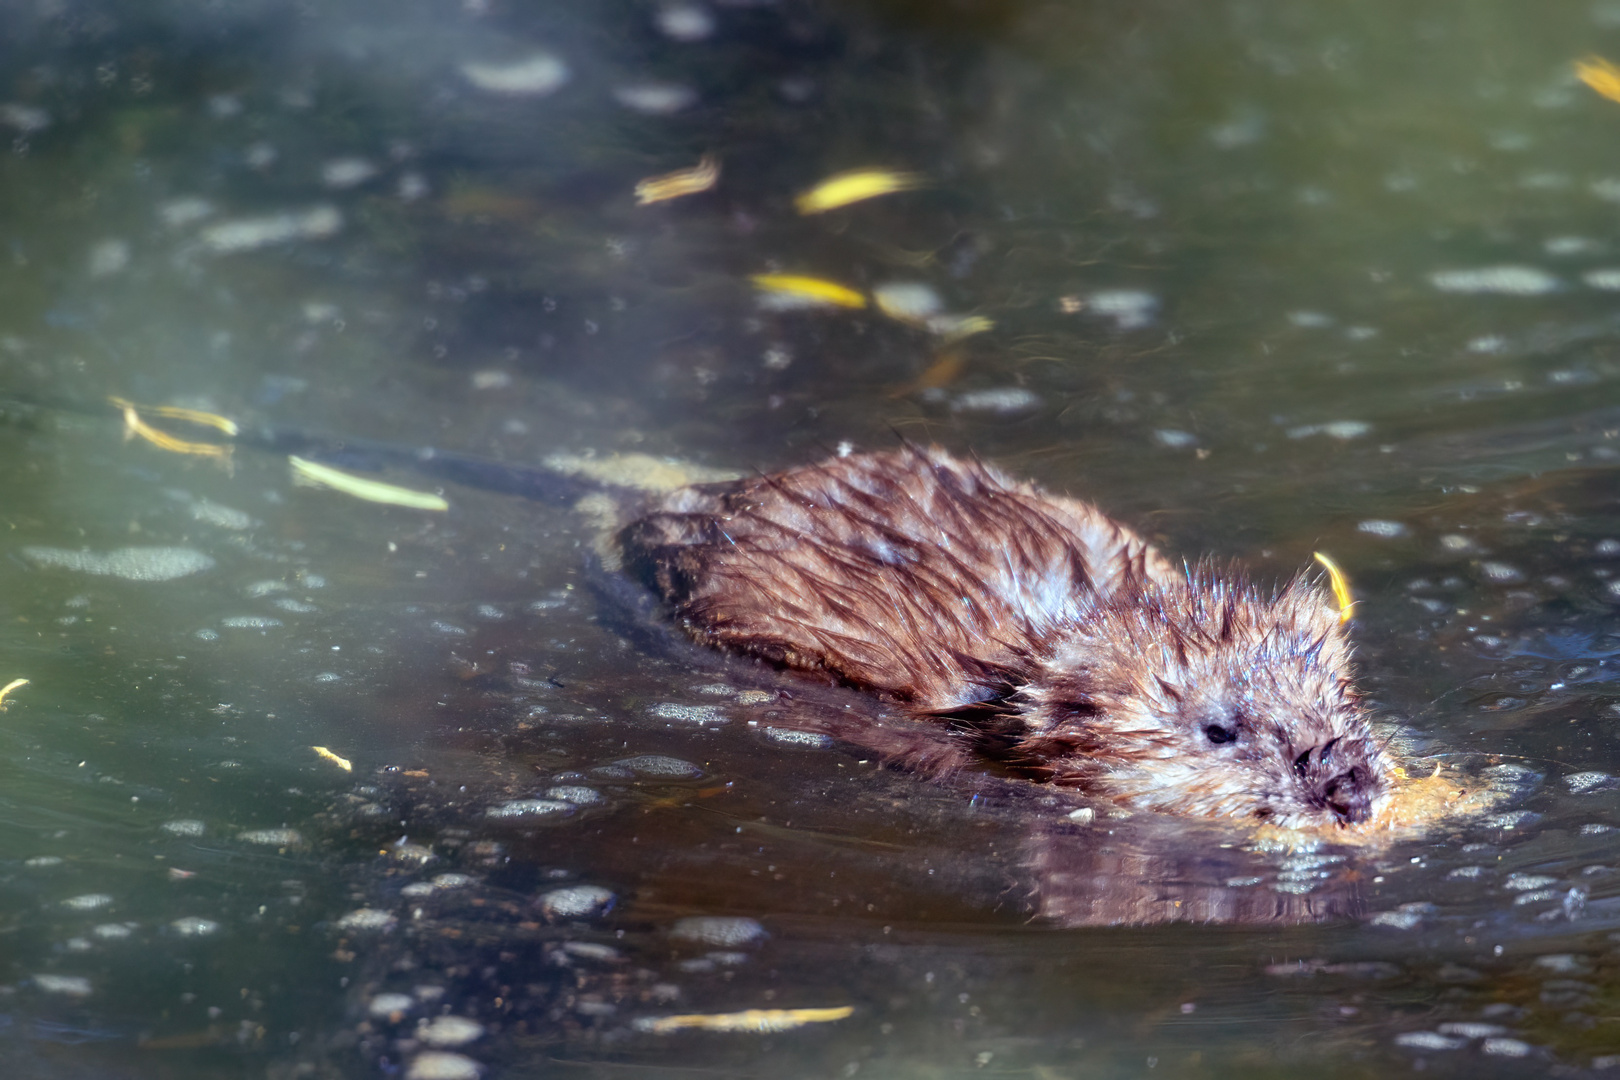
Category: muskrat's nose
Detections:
[{"x1": 1321, "y1": 766, "x2": 1373, "y2": 825}]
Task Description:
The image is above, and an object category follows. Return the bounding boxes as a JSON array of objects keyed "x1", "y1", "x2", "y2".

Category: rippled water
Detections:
[{"x1": 8, "y1": 0, "x2": 1620, "y2": 1076}]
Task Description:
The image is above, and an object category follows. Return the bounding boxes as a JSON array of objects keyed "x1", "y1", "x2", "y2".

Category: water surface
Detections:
[{"x1": 4, "y1": 0, "x2": 1620, "y2": 1076}]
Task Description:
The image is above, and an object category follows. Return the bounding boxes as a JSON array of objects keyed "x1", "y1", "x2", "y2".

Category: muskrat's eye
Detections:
[
  {"x1": 1204, "y1": 724, "x2": 1238, "y2": 745},
  {"x1": 1293, "y1": 750, "x2": 1311, "y2": 777}
]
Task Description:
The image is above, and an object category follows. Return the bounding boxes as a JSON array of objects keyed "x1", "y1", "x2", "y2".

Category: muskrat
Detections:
[{"x1": 618, "y1": 445, "x2": 1393, "y2": 829}]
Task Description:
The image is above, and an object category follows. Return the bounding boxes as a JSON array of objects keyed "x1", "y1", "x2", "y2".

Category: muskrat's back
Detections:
[{"x1": 619, "y1": 446, "x2": 1392, "y2": 829}]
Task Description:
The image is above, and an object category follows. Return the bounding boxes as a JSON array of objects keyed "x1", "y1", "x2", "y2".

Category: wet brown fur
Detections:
[{"x1": 618, "y1": 446, "x2": 1392, "y2": 828}]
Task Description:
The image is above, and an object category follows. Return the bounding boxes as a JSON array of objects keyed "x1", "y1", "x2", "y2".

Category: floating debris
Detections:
[
  {"x1": 1312, "y1": 553, "x2": 1356, "y2": 623},
  {"x1": 924, "y1": 313, "x2": 993, "y2": 340},
  {"x1": 1085, "y1": 289, "x2": 1158, "y2": 330},
  {"x1": 169, "y1": 916, "x2": 219, "y2": 937},
  {"x1": 1585, "y1": 268, "x2": 1620, "y2": 289},
  {"x1": 289, "y1": 456, "x2": 449, "y2": 511},
  {"x1": 237, "y1": 828, "x2": 304, "y2": 847},
  {"x1": 1428, "y1": 266, "x2": 1559, "y2": 295},
  {"x1": 312, "y1": 746, "x2": 353, "y2": 772},
  {"x1": 190, "y1": 498, "x2": 253, "y2": 529},
  {"x1": 22, "y1": 546, "x2": 214, "y2": 581},
  {"x1": 32, "y1": 974, "x2": 91, "y2": 997},
  {"x1": 751, "y1": 273, "x2": 866, "y2": 310},
  {"x1": 418, "y1": 1015, "x2": 485, "y2": 1048},
  {"x1": 161, "y1": 819, "x2": 206, "y2": 837},
  {"x1": 537, "y1": 885, "x2": 615, "y2": 918},
  {"x1": 1285, "y1": 420, "x2": 1371, "y2": 440},
  {"x1": 649, "y1": 702, "x2": 729, "y2": 724},
  {"x1": 405, "y1": 1051, "x2": 483, "y2": 1080},
  {"x1": 389, "y1": 840, "x2": 435, "y2": 865},
  {"x1": 1566, "y1": 771, "x2": 1616, "y2": 793},
  {"x1": 221, "y1": 615, "x2": 282, "y2": 629},
  {"x1": 544, "y1": 785, "x2": 604, "y2": 805},
  {"x1": 614, "y1": 754, "x2": 702, "y2": 778},
  {"x1": 486, "y1": 799, "x2": 574, "y2": 820},
  {"x1": 108, "y1": 398, "x2": 239, "y2": 438},
  {"x1": 1505, "y1": 874, "x2": 1560, "y2": 891},
  {"x1": 0, "y1": 103, "x2": 51, "y2": 133},
  {"x1": 0, "y1": 678, "x2": 28, "y2": 710},
  {"x1": 88, "y1": 238, "x2": 130, "y2": 277},
  {"x1": 635, "y1": 155, "x2": 720, "y2": 205},
  {"x1": 335, "y1": 908, "x2": 397, "y2": 932},
  {"x1": 1356, "y1": 520, "x2": 1408, "y2": 539},
  {"x1": 794, "y1": 168, "x2": 922, "y2": 214},
  {"x1": 563, "y1": 942, "x2": 621, "y2": 962},
  {"x1": 199, "y1": 205, "x2": 343, "y2": 253},
  {"x1": 62, "y1": 894, "x2": 114, "y2": 911},
  {"x1": 158, "y1": 197, "x2": 215, "y2": 228},
  {"x1": 320, "y1": 157, "x2": 378, "y2": 189},
  {"x1": 763, "y1": 727, "x2": 833, "y2": 748},
  {"x1": 1395, "y1": 1031, "x2": 1466, "y2": 1051},
  {"x1": 871, "y1": 282, "x2": 942, "y2": 323},
  {"x1": 1153, "y1": 429, "x2": 1198, "y2": 449},
  {"x1": 950, "y1": 387, "x2": 1040, "y2": 416},
  {"x1": 113, "y1": 396, "x2": 234, "y2": 464},
  {"x1": 1577, "y1": 56, "x2": 1620, "y2": 104},
  {"x1": 637, "y1": 1005, "x2": 853, "y2": 1034},
  {"x1": 369, "y1": 993, "x2": 415, "y2": 1020},
  {"x1": 613, "y1": 82, "x2": 697, "y2": 114},
  {"x1": 671, "y1": 916, "x2": 765, "y2": 946},
  {"x1": 461, "y1": 53, "x2": 570, "y2": 96},
  {"x1": 92, "y1": 923, "x2": 132, "y2": 940},
  {"x1": 1481, "y1": 1038, "x2": 1533, "y2": 1058},
  {"x1": 655, "y1": 3, "x2": 715, "y2": 41}
]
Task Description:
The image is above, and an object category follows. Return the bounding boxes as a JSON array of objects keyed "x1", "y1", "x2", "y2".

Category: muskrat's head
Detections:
[{"x1": 1018, "y1": 570, "x2": 1393, "y2": 829}]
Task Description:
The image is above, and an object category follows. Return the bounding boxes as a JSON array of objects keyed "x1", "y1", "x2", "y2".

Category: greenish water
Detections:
[{"x1": 3, "y1": 0, "x2": 1620, "y2": 1077}]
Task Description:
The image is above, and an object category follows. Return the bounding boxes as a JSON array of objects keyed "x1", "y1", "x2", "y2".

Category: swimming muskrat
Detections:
[{"x1": 618, "y1": 445, "x2": 1394, "y2": 829}]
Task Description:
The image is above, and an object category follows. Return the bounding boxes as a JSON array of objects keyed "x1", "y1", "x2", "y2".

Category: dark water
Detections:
[{"x1": 5, "y1": 0, "x2": 1620, "y2": 1076}]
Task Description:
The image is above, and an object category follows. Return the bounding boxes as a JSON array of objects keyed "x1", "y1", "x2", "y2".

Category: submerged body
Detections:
[{"x1": 619, "y1": 446, "x2": 1393, "y2": 829}]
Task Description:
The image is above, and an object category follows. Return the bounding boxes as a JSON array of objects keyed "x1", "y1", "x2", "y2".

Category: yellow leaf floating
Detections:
[
  {"x1": 1312, "y1": 552, "x2": 1356, "y2": 624},
  {"x1": 637, "y1": 1006, "x2": 854, "y2": 1034},
  {"x1": 751, "y1": 273, "x2": 867, "y2": 310},
  {"x1": 635, "y1": 154, "x2": 720, "y2": 205},
  {"x1": 1577, "y1": 55, "x2": 1620, "y2": 104},
  {"x1": 311, "y1": 746, "x2": 353, "y2": 772},
  {"x1": 0, "y1": 678, "x2": 29, "y2": 711},
  {"x1": 288, "y1": 456, "x2": 449, "y2": 511},
  {"x1": 794, "y1": 168, "x2": 923, "y2": 214}
]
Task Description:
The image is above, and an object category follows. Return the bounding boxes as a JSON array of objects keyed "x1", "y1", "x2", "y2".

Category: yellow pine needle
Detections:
[
  {"x1": 794, "y1": 168, "x2": 923, "y2": 214},
  {"x1": 1577, "y1": 55, "x2": 1620, "y2": 104},
  {"x1": 109, "y1": 397, "x2": 239, "y2": 437},
  {"x1": 635, "y1": 154, "x2": 720, "y2": 205},
  {"x1": 311, "y1": 746, "x2": 353, "y2": 772},
  {"x1": 750, "y1": 274, "x2": 867, "y2": 309},
  {"x1": 117, "y1": 404, "x2": 234, "y2": 464},
  {"x1": 639, "y1": 1006, "x2": 854, "y2": 1034},
  {"x1": 288, "y1": 456, "x2": 450, "y2": 511},
  {"x1": 1312, "y1": 551, "x2": 1356, "y2": 623},
  {"x1": 0, "y1": 678, "x2": 28, "y2": 710}
]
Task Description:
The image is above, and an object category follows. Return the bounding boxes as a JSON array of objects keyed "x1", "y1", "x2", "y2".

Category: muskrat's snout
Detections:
[
  {"x1": 1320, "y1": 765, "x2": 1374, "y2": 824},
  {"x1": 1294, "y1": 737, "x2": 1381, "y2": 825}
]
